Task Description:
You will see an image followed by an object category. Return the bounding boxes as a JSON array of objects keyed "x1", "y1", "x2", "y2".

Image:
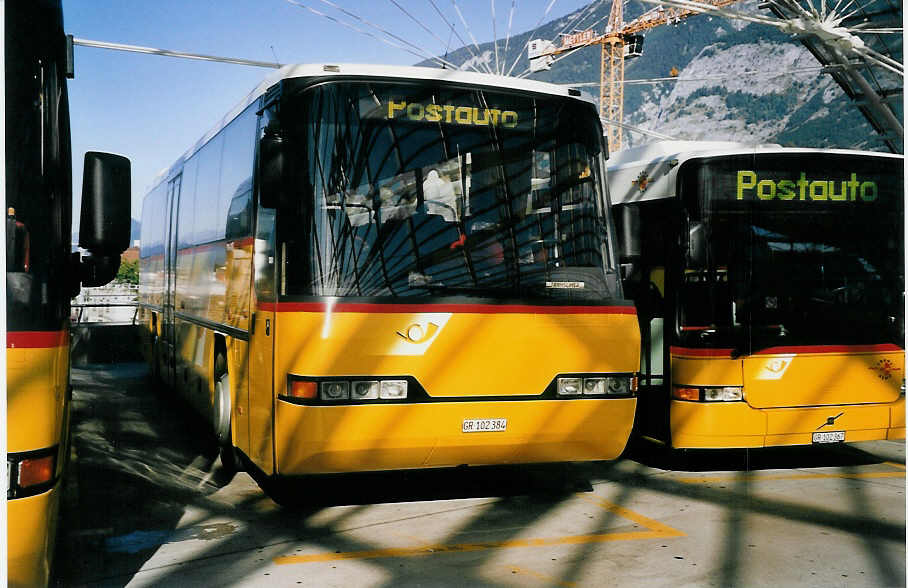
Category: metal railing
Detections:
[
  {"x1": 71, "y1": 285, "x2": 140, "y2": 325},
  {"x1": 71, "y1": 302, "x2": 140, "y2": 326}
]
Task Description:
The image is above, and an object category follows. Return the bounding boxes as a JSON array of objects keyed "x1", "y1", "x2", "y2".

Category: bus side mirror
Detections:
[
  {"x1": 617, "y1": 205, "x2": 641, "y2": 281},
  {"x1": 687, "y1": 221, "x2": 708, "y2": 270},
  {"x1": 78, "y1": 152, "x2": 131, "y2": 287},
  {"x1": 259, "y1": 131, "x2": 295, "y2": 209}
]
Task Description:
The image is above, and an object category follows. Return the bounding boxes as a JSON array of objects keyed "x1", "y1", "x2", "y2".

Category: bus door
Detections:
[
  {"x1": 246, "y1": 108, "x2": 278, "y2": 472},
  {"x1": 162, "y1": 174, "x2": 182, "y2": 386},
  {"x1": 624, "y1": 201, "x2": 671, "y2": 442}
]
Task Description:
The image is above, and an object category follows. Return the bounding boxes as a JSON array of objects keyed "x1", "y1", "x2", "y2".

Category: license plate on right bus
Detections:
[{"x1": 812, "y1": 430, "x2": 845, "y2": 444}]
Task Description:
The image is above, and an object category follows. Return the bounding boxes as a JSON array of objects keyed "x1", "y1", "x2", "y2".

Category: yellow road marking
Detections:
[
  {"x1": 883, "y1": 461, "x2": 906, "y2": 470},
  {"x1": 678, "y1": 470, "x2": 905, "y2": 484},
  {"x1": 576, "y1": 494, "x2": 686, "y2": 538},
  {"x1": 273, "y1": 495, "x2": 684, "y2": 566},
  {"x1": 508, "y1": 565, "x2": 577, "y2": 587}
]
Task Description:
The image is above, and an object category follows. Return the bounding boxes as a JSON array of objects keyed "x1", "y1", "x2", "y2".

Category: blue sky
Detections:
[{"x1": 64, "y1": 0, "x2": 592, "y2": 227}]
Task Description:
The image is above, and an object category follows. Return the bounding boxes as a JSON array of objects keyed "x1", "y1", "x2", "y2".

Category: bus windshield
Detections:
[
  {"x1": 678, "y1": 153, "x2": 904, "y2": 352},
  {"x1": 279, "y1": 81, "x2": 617, "y2": 301}
]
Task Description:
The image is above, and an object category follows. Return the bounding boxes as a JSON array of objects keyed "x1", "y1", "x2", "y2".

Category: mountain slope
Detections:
[{"x1": 420, "y1": 0, "x2": 886, "y2": 152}]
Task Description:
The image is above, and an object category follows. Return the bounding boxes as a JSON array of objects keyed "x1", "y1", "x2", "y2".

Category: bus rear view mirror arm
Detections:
[{"x1": 76, "y1": 152, "x2": 131, "y2": 289}]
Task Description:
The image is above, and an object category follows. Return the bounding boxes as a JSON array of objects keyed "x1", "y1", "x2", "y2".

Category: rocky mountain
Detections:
[{"x1": 420, "y1": 0, "x2": 892, "y2": 152}]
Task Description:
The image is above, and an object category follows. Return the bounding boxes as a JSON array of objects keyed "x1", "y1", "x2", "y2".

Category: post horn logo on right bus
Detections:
[{"x1": 869, "y1": 358, "x2": 901, "y2": 381}]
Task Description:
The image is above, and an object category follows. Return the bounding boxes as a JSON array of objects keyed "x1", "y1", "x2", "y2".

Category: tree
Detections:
[{"x1": 116, "y1": 258, "x2": 139, "y2": 284}]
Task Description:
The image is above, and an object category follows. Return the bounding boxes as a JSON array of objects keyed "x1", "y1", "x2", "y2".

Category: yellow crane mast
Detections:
[{"x1": 529, "y1": 0, "x2": 740, "y2": 150}]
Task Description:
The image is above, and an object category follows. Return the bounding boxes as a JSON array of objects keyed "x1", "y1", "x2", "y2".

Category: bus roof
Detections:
[
  {"x1": 150, "y1": 63, "x2": 592, "y2": 191},
  {"x1": 607, "y1": 140, "x2": 902, "y2": 205}
]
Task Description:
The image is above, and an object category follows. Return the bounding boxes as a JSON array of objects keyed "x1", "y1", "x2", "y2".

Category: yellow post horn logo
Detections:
[{"x1": 397, "y1": 322, "x2": 440, "y2": 344}]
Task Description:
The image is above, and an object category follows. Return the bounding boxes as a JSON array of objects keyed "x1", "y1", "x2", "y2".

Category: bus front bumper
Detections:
[
  {"x1": 670, "y1": 396, "x2": 905, "y2": 449},
  {"x1": 274, "y1": 397, "x2": 637, "y2": 474},
  {"x1": 8, "y1": 484, "x2": 60, "y2": 588}
]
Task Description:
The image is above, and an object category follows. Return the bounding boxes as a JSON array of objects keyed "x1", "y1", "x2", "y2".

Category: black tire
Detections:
[{"x1": 213, "y1": 352, "x2": 244, "y2": 473}]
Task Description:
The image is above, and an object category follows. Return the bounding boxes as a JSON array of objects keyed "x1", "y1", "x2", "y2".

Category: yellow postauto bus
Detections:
[
  {"x1": 608, "y1": 141, "x2": 904, "y2": 449},
  {"x1": 138, "y1": 64, "x2": 640, "y2": 481},
  {"x1": 6, "y1": 1, "x2": 130, "y2": 585}
]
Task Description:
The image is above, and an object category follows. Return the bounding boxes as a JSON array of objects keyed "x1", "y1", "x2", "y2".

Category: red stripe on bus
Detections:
[
  {"x1": 7, "y1": 330, "x2": 69, "y2": 349},
  {"x1": 257, "y1": 301, "x2": 636, "y2": 315},
  {"x1": 753, "y1": 344, "x2": 903, "y2": 355},
  {"x1": 671, "y1": 346, "x2": 734, "y2": 358},
  {"x1": 671, "y1": 343, "x2": 903, "y2": 358}
]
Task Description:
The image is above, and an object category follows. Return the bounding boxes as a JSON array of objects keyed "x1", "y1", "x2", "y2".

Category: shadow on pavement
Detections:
[
  {"x1": 54, "y1": 362, "x2": 233, "y2": 586},
  {"x1": 624, "y1": 437, "x2": 888, "y2": 472}
]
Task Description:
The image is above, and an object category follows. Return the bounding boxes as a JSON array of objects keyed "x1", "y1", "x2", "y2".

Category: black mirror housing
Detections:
[
  {"x1": 259, "y1": 132, "x2": 290, "y2": 209},
  {"x1": 617, "y1": 205, "x2": 641, "y2": 262},
  {"x1": 76, "y1": 152, "x2": 131, "y2": 289},
  {"x1": 79, "y1": 152, "x2": 131, "y2": 253}
]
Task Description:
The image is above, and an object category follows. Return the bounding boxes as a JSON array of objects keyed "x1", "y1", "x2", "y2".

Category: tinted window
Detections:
[
  {"x1": 280, "y1": 81, "x2": 613, "y2": 301},
  {"x1": 221, "y1": 105, "x2": 257, "y2": 239},
  {"x1": 678, "y1": 153, "x2": 904, "y2": 349},
  {"x1": 177, "y1": 156, "x2": 198, "y2": 248},
  {"x1": 140, "y1": 183, "x2": 168, "y2": 258},
  {"x1": 194, "y1": 133, "x2": 224, "y2": 243}
]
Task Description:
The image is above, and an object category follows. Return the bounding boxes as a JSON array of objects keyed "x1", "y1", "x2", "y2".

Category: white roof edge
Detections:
[
  {"x1": 148, "y1": 64, "x2": 591, "y2": 191},
  {"x1": 606, "y1": 140, "x2": 901, "y2": 205},
  {"x1": 608, "y1": 140, "x2": 902, "y2": 171}
]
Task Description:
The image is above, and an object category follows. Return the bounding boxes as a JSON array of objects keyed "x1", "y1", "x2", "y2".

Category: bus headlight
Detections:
[
  {"x1": 557, "y1": 377, "x2": 582, "y2": 396},
  {"x1": 558, "y1": 375, "x2": 635, "y2": 397},
  {"x1": 287, "y1": 376, "x2": 412, "y2": 404},
  {"x1": 704, "y1": 387, "x2": 743, "y2": 402},
  {"x1": 320, "y1": 381, "x2": 350, "y2": 401},
  {"x1": 379, "y1": 380, "x2": 408, "y2": 399},
  {"x1": 583, "y1": 378, "x2": 607, "y2": 395},
  {"x1": 352, "y1": 380, "x2": 380, "y2": 400},
  {"x1": 673, "y1": 385, "x2": 743, "y2": 402}
]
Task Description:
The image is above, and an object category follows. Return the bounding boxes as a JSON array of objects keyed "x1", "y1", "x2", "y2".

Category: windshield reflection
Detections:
[
  {"x1": 283, "y1": 81, "x2": 616, "y2": 302},
  {"x1": 678, "y1": 157, "x2": 903, "y2": 351}
]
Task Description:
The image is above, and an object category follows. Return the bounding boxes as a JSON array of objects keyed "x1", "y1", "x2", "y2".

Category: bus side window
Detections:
[{"x1": 6, "y1": 207, "x2": 30, "y2": 272}]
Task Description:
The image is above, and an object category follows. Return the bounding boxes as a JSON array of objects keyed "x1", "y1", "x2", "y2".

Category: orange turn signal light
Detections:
[
  {"x1": 18, "y1": 455, "x2": 55, "y2": 488},
  {"x1": 673, "y1": 386, "x2": 700, "y2": 402},
  {"x1": 289, "y1": 380, "x2": 317, "y2": 399}
]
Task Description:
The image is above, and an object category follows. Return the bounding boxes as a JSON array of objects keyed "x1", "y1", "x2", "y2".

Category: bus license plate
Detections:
[
  {"x1": 462, "y1": 418, "x2": 507, "y2": 433},
  {"x1": 812, "y1": 430, "x2": 845, "y2": 444}
]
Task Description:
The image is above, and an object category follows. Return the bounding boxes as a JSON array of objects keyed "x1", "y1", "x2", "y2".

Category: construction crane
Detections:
[{"x1": 529, "y1": 0, "x2": 740, "y2": 150}]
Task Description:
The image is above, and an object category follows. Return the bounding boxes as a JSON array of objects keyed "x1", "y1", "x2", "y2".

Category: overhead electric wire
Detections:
[
  {"x1": 602, "y1": 117, "x2": 679, "y2": 140},
  {"x1": 502, "y1": 0, "x2": 518, "y2": 69},
  {"x1": 505, "y1": 0, "x2": 559, "y2": 76},
  {"x1": 563, "y1": 63, "x2": 847, "y2": 86},
  {"x1": 492, "y1": 0, "x2": 500, "y2": 73},
  {"x1": 451, "y1": 0, "x2": 497, "y2": 74},
  {"x1": 849, "y1": 26, "x2": 903, "y2": 33},
  {"x1": 641, "y1": 0, "x2": 903, "y2": 76},
  {"x1": 551, "y1": 0, "x2": 602, "y2": 42},
  {"x1": 427, "y1": 0, "x2": 495, "y2": 73},
  {"x1": 510, "y1": 0, "x2": 606, "y2": 78},
  {"x1": 514, "y1": 39, "x2": 591, "y2": 78},
  {"x1": 284, "y1": 0, "x2": 462, "y2": 70},
  {"x1": 313, "y1": 0, "x2": 463, "y2": 70},
  {"x1": 72, "y1": 38, "x2": 283, "y2": 68},
  {"x1": 387, "y1": 0, "x2": 462, "y2": 61}
]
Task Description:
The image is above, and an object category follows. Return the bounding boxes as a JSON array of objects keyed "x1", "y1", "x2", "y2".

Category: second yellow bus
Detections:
[{"x1": 609, "y1": 141, "x2": 903, "y2": 449}]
